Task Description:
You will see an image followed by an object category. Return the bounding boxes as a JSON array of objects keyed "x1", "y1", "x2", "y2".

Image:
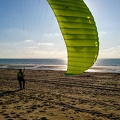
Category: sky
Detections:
[{"x1": 0, "y1": 0, "x2": 120, "y2": 59}]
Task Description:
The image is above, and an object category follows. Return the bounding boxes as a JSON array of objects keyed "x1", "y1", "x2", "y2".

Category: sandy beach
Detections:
[{"x1": 0, "y1": 69, "x2": 120, "y2": 120}]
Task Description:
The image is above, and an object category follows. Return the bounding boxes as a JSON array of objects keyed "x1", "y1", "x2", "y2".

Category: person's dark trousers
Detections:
[{"x1": 19, "y1": 80, "x2": 25, "y2": 89}]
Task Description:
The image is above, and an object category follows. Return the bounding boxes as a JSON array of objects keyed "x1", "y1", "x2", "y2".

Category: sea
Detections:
[{"x1": 0, "y1": 58, "x2": 120, "y2": 73}]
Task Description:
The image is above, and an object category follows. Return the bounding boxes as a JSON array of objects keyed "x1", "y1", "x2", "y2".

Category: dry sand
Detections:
[{"x1": 0, "y1": 69, "x2": 120, "y2": 120}]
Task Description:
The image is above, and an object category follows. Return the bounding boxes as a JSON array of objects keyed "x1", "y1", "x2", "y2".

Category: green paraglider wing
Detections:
[{"x1": 47, "y1": 0, "x2": 99, "y2": 75}]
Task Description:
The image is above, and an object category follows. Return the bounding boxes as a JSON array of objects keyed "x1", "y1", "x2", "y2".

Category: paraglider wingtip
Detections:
[{"x1": 65, "y1": 73, "x2": 74, "y2": 76}]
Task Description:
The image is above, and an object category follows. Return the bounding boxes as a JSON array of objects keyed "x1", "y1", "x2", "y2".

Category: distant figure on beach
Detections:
[{"x1": 17, "y1": 69, "x2": 25, "y2": 89}]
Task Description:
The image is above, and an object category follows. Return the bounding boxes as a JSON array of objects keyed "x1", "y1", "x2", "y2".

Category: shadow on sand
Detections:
[{"x1": 0, "y1": 89, "x2": 21, "y2": 97}]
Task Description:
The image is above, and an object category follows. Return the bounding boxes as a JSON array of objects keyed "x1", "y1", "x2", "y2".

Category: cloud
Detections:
[
  {"x1": 37, "y1": 42, "x2": 54, "y2": 46},
  {"x1": 44, "y1": 33, "x2": 61, "y2": 37},
  {"x1": 99, "y1": 46, "x2": 120, "y2": 58},
  {"x1": 98, "y1": 31, "x2": 107, "y2": 38},
  {"x1": 99, "y1": 31, "x2": 107, "y2": 35},
  {"x1": 23, "y1": 42, "x2": 54, "y2": 55},
  {"x1": 24, "y1": 40, "x2": 34, "y2": 43},
  {"x1": 25, "y1": 50, "x2": 67, "y2": 58},
  {"x1": 0, "y1": 49, "x2": 13, "y2": 52},
  {"x1": 102, "y1": 47, "x2": 115, "y2": 52}
]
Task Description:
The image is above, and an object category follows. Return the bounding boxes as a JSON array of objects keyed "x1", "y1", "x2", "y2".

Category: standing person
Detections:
[{"x1": 17, "y1": 69, "x2": 25, "y2": 89}]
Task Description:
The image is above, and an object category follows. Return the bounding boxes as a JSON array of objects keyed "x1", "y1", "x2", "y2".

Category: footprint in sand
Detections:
[
  {"x1": 40, "y1": 117, "x2": 48, "y2": 120},
  {"x1": 2, "y1": 113, "x2": 11, "y2": 119},
  {"x1": 27, "y1": 109, "x2": 34, "y2": 113},
  {"x1": 10, "y1": 111, "x2": 16, "y2": 115},
  {"x1": 2, "y1": 105, "x2": 7, "y2": 109}
]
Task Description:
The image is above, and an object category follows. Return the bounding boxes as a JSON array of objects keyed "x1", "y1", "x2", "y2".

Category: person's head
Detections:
[{"x1": 19, "y1": 69, "x2": 22, "y2": 72}]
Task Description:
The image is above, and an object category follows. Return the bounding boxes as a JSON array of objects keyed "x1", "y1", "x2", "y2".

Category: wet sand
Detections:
[{"x1": 0, "y1": 69, "x2": 120, "y2": 120}]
